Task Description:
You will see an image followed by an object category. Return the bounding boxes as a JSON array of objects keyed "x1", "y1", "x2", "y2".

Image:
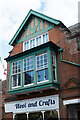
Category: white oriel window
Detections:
[
  {"x1": 36, "y1": 53, "x2": 48, "y2": 83},
  {"x1": 12, "y1": 60, "x2": 21, "y2": 88},
  {"x1": 23, "y1": 56, "x2": 34, "y2": 85},
  {"x1": 52, "y1": 52, "x2": 57, "y2": 81},
  {"x1": 23, "y1": 33, "x2": 49, "y2": 51}
]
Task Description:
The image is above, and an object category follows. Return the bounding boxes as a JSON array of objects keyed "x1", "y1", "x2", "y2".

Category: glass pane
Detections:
[
  {"x1": 30, "y1": 40, "x2": 33, "y2": 48},
  {"x1": 44, "y1": 110, "x2": 58, "y2": 120},
  {"x1": 24, "y1": 59, "x2": 26, "y2": 63},
  {"x1": 15, "y1": 114, "x2": 27, "y2": 120},
  {"x1": 53, "y1": 66, "x2": 56, "y2": 80},
  {"x1": 46, "y1": 33, "x2": 48, "y2": 42},
  {"x1": 43, "y1": 34, "x2": 46, "y2": 43},
  {"x1": 44, "y1": 53, "x2": 47, "y2": 59},
  {"x1": 37, "y1": 56, "x2": 39, "y2": 61},
  {"x1": 24, "y1": 67, "x2": 26, "y2": 71},
  {"x1": 45, "y1": 69, "x2": 48, "y2": 80},
  {"x1": 29, "y1": 112, "x2": 43, "y2": 120},
  {"x1": 39, "y1": 36, "x2": 41, "y2": 45},
  {"x1": 37, "y1": 70, "x2": 44, "y2": 82},
  {"x1": 33, "y1": 39, "x2": 35, "y2": 47},
  {"x1": 24, "y1": 42, "x2": 26, "y2": 51},
  {"x1": 27, "y1": 41, "x2": 29, "y2": 50},
  {"x1": 24, "y1": 71, "x2": 34, "y2": 85},
  {"x1": 18, "y1": 74, "x2": 21, "y2": 86},
  {"x1": 12, "y1": 75, "x2": 17, "y2": 87},
  {"x1": 36, "y1": 38, "x2": 38, "y2": 46}
]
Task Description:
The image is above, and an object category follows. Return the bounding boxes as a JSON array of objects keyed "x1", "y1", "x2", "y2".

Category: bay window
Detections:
[
  {"x1": 36, "y1": 53, "x2": 48, "y2": 83},
  {"x1": 23, "y1": 56, "x2": 34, "y2": 85},
  {"x1": 12, "y1": 60, "x2": 21, "y2": 88},
  {"x1": 11, "y1": 49, "x2": 57, "y2": 89}
]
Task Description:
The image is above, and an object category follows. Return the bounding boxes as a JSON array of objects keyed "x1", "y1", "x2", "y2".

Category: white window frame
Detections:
[
  {"x1": 23, "y1": 56, "x2": 34, "y2": 87},
  {"x1": 23, "y1": 32, "x2": 49, "y2": 51},
  {"x1": 11, "y1": 60, "x2": 21, "y2": 89},
  {"x1": 36, "y1": 52, "x2": 49, "y2": 84}
]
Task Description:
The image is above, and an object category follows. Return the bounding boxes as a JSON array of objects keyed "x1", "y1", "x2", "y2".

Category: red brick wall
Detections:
[
  {"x1": 10, "y1": 42, "x2": 23, "y2": 56},
  {"x1": 4, "y1": 24, "x2": 80, "y2": 119}
]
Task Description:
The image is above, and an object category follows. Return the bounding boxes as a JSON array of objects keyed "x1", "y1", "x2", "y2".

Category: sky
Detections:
[{"x1": 0, "y1": 0, "x2": 80, "y2": 80}]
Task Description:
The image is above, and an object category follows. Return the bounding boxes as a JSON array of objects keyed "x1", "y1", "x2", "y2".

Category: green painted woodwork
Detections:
[
  {"x1": 9, "y1": 9, "x2": 60, "y2": 46},
  {"x1": 43, "y1": 20, "x2": 45, "y2": 29},
  {"x1": 33, "y1": 55, "x2": 37, "y2": 85},
  {"x1": 6, "y1": 42, "x2": 60, "y2": 94},
  {"x1": 9, "y1": 62, "x2": 12, "y2": 90},
  {"x1": 78, "y1": 38, "x2": 80, "y2": 50},
  {"x1": 17, "y1": 25, "x2": 55, "y2": 44},
  {"x1": 21, "y1": 59, "x2": 23, "y2": 87},
  {"x1": 8, "y1": 81, "x2": 59, "y2": 94},
  {"x1": 47, "y1": 48, "x2": 53, "y2": 82},
  {"x1": 33, "y1": 16, "x2": 35, "y2": 29},
  {"x1": 59, "y1": 49, "x2": 80, "y2": 67},
  {"x1": 17, "y1": 17, "x2": 54, "y2": 45}
]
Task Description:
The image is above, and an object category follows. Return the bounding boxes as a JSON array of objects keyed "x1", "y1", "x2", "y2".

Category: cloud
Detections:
[
  {"x1": 39, "y1": 0, "x2": 79, "y2": 27},
  {"x1": 0, "y1": 0, "x2": 79, "y2": 80},
  {"x1": 0, "y1": 0, "x2": 42, "y2": 80}
]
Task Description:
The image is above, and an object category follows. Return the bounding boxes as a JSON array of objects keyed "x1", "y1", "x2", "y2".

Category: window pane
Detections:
[
  {"x1": 24, "y1": 42, "x2": 26, "y2": 51},
  {"x1": 33, "y1": 39, "x2": 35, "y2": 47},
  {"x1": 37, "y1": 70, "x2": 44, "y2": 82},
  {"x1": 36, "y1": 38, "x2": 38, "y2": 46},
  {"x1": 24, "y1": 71, "x2": 34, "y2": 85},
  {"x1": 30, "y1": 40, "x2": 33, "y2": 48},
  {"x1": 37, "y1": 53, "x2": 48, "y2": 70},
  {"x1": 36, "y1": 36, "x2": 41, "y2": 46},
  {"x1": 23, "y1": 56, "x2": 33, "y2": 72},
  {"x1": 43, "y1": 34, "x2": 46, "y2": 43},
  {"x1": 26, "y1": 41, "x2": 29, "y2": 50},
  {"x1": 18, "y1": 74, "x2": 21, "y2": 86},
  {"x1": 45, "y1": 69, "x2": 48, "y2": 80},
  {"x1": 44, "y1": 110, "x2": 58, "y2": 120},
  {"x1": 46, "y1": 33, "x2": 48, "y2": 42},
  {"x1": 39, "y1": 36, "x2": 41, "y2": 45},
  {"x1": 12, "y1": 75, "x2": 17, "y2": 87}
]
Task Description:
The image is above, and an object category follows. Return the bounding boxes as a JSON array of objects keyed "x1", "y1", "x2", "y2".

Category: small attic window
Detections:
[{"x1": 23, "y1": 33, "x2": 49, "y2": 51}]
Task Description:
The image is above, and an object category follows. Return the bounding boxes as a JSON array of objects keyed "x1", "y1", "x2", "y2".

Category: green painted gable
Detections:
[{"x1": 9, "y1": 9, "x2": 61, "y2": 46}]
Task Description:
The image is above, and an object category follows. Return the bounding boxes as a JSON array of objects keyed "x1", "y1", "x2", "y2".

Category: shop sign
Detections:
[{"x1": 5, "y1": 95, "x2": 59, "y2": 113}]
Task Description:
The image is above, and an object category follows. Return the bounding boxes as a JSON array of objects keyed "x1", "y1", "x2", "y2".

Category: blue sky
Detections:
[{"x1": 0, "y1": 0, "x2": 80, "y2": 80}]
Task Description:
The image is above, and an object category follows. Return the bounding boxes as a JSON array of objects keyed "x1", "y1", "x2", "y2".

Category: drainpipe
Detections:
[
  {"x1": 58, "y1": 49, "x2": 80, "y2": 67},
  {"x1": 78, "y1": 38, "x2": 80, "y2": 50}
]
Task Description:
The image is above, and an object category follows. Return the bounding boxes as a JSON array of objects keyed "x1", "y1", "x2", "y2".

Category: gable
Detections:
[
  {"x1": 63, "y1": 79, "x2": 80, "y2": 90},
  {"x1": 9, "y1": 9, "x2": 61, "y2": 46},
  {"x1": 17, "y1": 15, "x2": 54, "y2": 44}
]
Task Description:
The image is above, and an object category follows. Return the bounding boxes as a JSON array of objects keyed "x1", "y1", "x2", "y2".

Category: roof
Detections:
[
  {"x1": 68, "y1": 22, "x2": 80, "y2": 33},
  {"x1": 9, "y1": 9, "x2": 68, "y2": 46}
]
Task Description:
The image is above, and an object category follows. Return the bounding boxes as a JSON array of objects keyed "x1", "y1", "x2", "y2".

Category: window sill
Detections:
[
  {"x1": 37, "y1": 80, "x2": 49, "y2": 84},
  {"x1": 24, "y1": 83, "x2": 34, "y2": 87},
  {"x1": 12, "y1": 86, "x2": 21, "y2": 89}
]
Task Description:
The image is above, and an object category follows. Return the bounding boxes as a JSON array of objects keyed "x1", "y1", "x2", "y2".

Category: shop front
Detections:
[{"x1": 5, "y1": 95, "x2": 59, "y2": 120}]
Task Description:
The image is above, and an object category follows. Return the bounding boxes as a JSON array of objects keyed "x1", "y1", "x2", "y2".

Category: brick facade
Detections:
[{"x1": 3, "y1": 10, "x2": 80, "y2": 119}]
